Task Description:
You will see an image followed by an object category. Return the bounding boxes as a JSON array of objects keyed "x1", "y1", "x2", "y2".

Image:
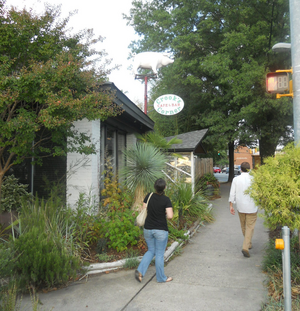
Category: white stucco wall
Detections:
[{"x1": 67, "y1": 119, "x2": 101, "y2": 209}]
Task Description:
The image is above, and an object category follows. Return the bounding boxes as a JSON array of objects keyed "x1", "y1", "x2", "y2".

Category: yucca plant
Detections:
[
  {"x1": 135, "y1": 131, "x2": 182, "y2": 158},
  {"x1": 121, "y1": 143, "x2": 167, "y2": 210}
]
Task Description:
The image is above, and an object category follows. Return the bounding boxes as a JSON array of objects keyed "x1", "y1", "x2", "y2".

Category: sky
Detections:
[{"x1": 6, "y1": 0, "x2": 146, "y2": 104}]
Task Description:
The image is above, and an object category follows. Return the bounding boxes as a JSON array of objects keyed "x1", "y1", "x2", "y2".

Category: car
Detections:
[
  {"x1": 213, "y1": 167, "x2": 221, "y2": 173},
  {"x1": 234, "y1": 165, "x2": 241, "y2": 176},
  {"x1": 222, "y1": 167, "x2": 229, "y2": 174}
]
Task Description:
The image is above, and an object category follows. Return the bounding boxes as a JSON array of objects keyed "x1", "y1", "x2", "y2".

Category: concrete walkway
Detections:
[{"x1": 21, "y1": 183, "x2": 269, "y2": 311}]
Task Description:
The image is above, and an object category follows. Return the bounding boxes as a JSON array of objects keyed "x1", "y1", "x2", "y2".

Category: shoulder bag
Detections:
[{"x1": 136, "y1": 192, "x2": 153, "y2": 227}]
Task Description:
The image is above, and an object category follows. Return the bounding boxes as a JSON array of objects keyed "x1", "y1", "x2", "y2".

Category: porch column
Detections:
[{"x1": 191, "y1": 152, "x2": 195, "y2": 195}]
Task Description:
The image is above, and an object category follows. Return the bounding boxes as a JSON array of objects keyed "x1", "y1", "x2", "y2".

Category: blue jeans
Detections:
[{"x1": 137, "y1": 229, "x2": 168, "y2": 282}]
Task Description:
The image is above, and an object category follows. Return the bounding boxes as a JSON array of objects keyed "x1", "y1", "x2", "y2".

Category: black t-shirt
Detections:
[{"x1": 143, "y1": 192, "x2": 173, "y2": 232}]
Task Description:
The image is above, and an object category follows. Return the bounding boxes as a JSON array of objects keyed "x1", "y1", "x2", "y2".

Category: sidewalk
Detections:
[{"x1": 21, "y1": 183, "x2": 269, "y2": 311}]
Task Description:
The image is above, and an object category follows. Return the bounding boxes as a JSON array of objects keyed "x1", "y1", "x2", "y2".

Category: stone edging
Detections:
[{"x1": 82, "y1": 203, "x2": 212, "y2": 277}]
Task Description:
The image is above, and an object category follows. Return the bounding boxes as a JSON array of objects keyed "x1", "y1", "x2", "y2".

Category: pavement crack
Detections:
[{"x1": 120, "y1": 273, "x2": 156, "y2": 311}]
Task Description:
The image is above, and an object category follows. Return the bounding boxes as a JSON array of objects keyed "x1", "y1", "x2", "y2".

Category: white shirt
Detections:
[{"x1": 229, "y1": 172, "x2": 258, "y2": 213}]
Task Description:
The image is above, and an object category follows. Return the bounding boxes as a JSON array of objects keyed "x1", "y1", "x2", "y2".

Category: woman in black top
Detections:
[{"x1": 135, "y1": 178, "x2": 174, "y2": 283}]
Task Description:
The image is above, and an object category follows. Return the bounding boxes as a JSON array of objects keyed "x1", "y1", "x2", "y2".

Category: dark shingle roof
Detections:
[
  {"x1": 165, "y1": 129, "x2": 208, "y2": 155},
  {"x1": 99, "y1": 82, "x2": 154, "y2": 134}
]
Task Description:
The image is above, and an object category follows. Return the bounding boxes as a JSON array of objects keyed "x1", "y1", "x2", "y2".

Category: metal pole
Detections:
[
  {"x1": 282, "y1": 226, "x2": 292, "y2": 311},
  {"x1": 144, "y1": 75, "x2": 148, "y2": 115},
  {"x1": 289, "y1": 0, "x2": 300, "y2": 145}
]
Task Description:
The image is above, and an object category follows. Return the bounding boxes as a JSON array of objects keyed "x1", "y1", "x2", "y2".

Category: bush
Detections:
[
  {"x1": 11, "y1": 196, "x2": 82, "y2": 289},
  {"x1": 248, "y1": 143, "x2": 300, "y2": 231},
  {"x1": 196, "y1": 173, "x2": 220, "y2": 190},
  {"x1": 99, "y1": 209, "x2": 141, "y2": 252},
  {"x1": 14, "y1": 227, "x2": 80, "y2": 289},
  {"x1": 0, "y1": 175, "x2": 32, "y2": 213},
  {"x1": 0, "y1": 243, "x2": 16, "y2": 279}
]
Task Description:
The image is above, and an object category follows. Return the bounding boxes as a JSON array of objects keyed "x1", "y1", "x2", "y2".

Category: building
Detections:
[{"x1": 9, "y1": 82, "x2": 154, "y2": 208}]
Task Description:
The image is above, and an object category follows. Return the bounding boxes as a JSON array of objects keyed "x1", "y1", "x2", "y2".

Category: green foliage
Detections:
[
  {"x1": 262, "y1": 237, "x2": 300, "y2": 282},
  {"x1": 13, "y1": 196, "x2": 81, "y2": 289},
  {"x1": 135, "y1": 131, "x2": 182, "y2": 158},
  {"x1": 166, "y1": 179, "x2": 213, "y2": 234},
  {"x1": 95, "y1": 253, "x2": 114, "y2": 262},
  {"x1": 101, "y1": 172, "x2": 133, "y2": 212},
  {"x1": 0, "y1": 3, "x2": 121, "y2": 197},
  {"x1": 0, "y1": 284, "x2": 21, "y2": 311},
  {"x1": 123, "y1": 249, "x2": 140, "y2": 269},
  {"x1": 0, "y1": 243, "x2": 16, "y2": 279},
  {"x1": 121, "y1": 142, "x2": 167, "y2": 208},
  {"x1": 262, "y1": 236, "x2": 300, "y2": 308},
  {"x1": 125, "y1": 0, "x2": 292, "y2": 162},
  {"x1": 0, "y1": 175, "x2": 32, "y2": 213},
  {"x1": 261, "y1": 296, "x2": 300, "y2": 311},
  {"x1": 168, "y1": 223, "x2": 189, "y2": 241},
  {"x1": 99, "y1": 209, "x2": 141, "y2": 252},
  {"x1": 67, "y1": 192, "x2": 100, "y2": 254},
  {"x1": 196, "y1": 173, "x2": 220, "y2": 192},
  {"x1": 248, "y1": 144, "x2": 300, "y2": 230},
  {"x1": 14, "y1": 227, "x2": 80, "y2": 288},
  {"x1": 123, "y1": 257, "x2": 140, "y2": 269}
]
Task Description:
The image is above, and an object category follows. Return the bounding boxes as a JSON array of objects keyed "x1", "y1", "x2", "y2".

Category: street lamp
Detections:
[{"x1": 272, "y1": 42, "x2": 291, "y2": 53}]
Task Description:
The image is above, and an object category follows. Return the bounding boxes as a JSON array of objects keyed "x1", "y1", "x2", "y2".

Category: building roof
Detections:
[
  {"x1": 99, "y1": 82, "x2": 154, "y2": 134},
  {"x1": 165, "y1": 129, "x2": 208, "y2": 155}
]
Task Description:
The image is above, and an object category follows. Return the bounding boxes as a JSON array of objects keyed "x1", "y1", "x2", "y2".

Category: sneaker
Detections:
[{"x1": 242, "y1": 249, "x2": 250, "y2": 258}]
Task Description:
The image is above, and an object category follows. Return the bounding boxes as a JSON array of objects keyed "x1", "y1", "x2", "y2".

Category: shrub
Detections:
[
  {"x1": 196, "y1": 173, "x2": 220, "y2": 191},
  {"x1": 248, "y1": 143, "x2": 300, "y2": 231},
  {"x1": 101, "y1": 173, "x2": 133, "y2": 213},
  {"x1": 99, "y1": 209, "x2": 141, "y2": 252},
  {"x1": 14, "y1": 226, "x2": 80, "y2": 289},
  {"x1": 0, "y1": 243, "x2": 16, "y2": 279},
  {"x1": 0, "y1": 175, "x2": 32, "y2": 213}
]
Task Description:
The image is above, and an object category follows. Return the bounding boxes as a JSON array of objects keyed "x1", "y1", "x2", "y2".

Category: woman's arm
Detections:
[{"x1": 166, "y1": 207, "x2": 173, "y2": 219}]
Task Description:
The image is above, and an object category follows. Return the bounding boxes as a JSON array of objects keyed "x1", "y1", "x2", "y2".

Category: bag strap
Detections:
[{"x1": 146, "y1": 192, "x2": 153, "y2": 207}]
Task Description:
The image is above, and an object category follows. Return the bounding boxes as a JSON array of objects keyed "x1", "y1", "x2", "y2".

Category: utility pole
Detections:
[{"x1": 290, "y1": 0, "x2": 300, "y2": 145}]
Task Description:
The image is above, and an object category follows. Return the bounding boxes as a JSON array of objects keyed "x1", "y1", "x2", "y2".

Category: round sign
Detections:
[{"x1": 153, "y1": 94, "x2": 184, "y2": 116}]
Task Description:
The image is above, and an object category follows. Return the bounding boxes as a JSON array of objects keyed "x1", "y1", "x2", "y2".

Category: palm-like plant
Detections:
[
  {"x1": 121, "y1": 143, "x2": 167, "y2": 210},
  {"x1": 135, "y1": 131, "x2": 182, "y2": 158}
]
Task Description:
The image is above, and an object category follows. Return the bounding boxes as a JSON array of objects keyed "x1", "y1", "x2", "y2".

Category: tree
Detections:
[
  {"x1": 248, "y1": 143, "x2": 300, "y2": 246},
  {"x1": 124, "y1": 0, "x2": 293, "y2": 181},
  {"x1": 0, "y1": 3, "x2": 121, "y2": 201}
]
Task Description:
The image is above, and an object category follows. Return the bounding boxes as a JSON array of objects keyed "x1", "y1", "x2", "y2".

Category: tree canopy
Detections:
[
  {"x1": 0, "y1": 2, "x2": 121, "y2": 195},
  {"x1": 125, "y1": 0, "x2": 293, "y2": 180}
]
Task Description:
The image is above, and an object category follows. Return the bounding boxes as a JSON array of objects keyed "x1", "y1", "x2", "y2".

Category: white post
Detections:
[
  {"x1": 282, "y1": 226, "x2": 292, "y2": 311},
  {"x1": 191, "y1": 152, "x2": 195, "y2": 195},
  {"x1": 289, "y1": 0, "x2": 300, "y2": 145}
]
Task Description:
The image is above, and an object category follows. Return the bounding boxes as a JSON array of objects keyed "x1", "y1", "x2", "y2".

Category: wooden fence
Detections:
[{"x1": 195, "y1": 157, "x2": 213, "y2": 180}]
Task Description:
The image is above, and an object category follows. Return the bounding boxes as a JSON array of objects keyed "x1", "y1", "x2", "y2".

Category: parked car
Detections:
[
  {"x1": 234, "y1": 165, "x2": 241, "y2": 176},
  {"x1": 213, "y1": 167, "x2": 221, "y2": 173},
  {"x1": 222, "y1": 167, "x2": 229, "y2": 174}
]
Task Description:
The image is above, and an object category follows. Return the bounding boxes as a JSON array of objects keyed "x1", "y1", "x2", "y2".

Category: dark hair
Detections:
[
  {"x1": 154, "y1": 178, "x2": 166, "y2": 194},
  {"x1": 241, "y1": 162, "x2": 250, "y2": 172}
]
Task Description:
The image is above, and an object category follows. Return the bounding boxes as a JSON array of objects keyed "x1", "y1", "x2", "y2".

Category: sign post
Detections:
[{"x1": 135, "y1": 74, "x2": 157, "y2": 115}]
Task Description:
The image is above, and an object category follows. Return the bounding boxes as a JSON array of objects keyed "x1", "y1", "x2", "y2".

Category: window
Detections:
[{"x1": 100, "y1": 124, "x2": 127, "y2": 188}]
